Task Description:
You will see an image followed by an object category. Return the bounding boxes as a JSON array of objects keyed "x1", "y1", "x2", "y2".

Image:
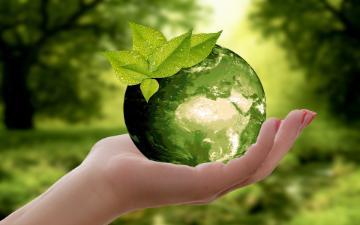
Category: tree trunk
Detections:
[{"x1": 1, "y1": 55, "x2": 34, "y2": 129}]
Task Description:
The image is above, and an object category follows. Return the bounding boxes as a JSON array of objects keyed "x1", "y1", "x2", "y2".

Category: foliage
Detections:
[
  {"x1": 104, "y1": 23, "x2": 220, "y2": 101},
  {"x1": 250, "y1": 0, "x2": 360, "y2": 123},
  {"x1": 0, "y1": 0, "x2": 203, "y2": 128},
  {"x1": 0, "y1": 126, "x2": 125, "y2": 218},
  {"x1": 289, "y1": 169, "x2": 360, "y2": 225}
]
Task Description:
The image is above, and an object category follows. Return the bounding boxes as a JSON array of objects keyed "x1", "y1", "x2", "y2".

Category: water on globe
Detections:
[{"x1": 105, "y1": 23, "x2": 266, "y2": 166}]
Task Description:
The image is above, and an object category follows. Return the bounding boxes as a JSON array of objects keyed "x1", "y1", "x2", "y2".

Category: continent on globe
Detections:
[{"x1": 124, "y1": 45, "x2": 266, "y2": 166}]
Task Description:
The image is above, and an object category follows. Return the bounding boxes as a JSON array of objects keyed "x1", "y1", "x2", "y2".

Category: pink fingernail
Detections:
[
  {"x1": 297, "y1": 110, "x2": 312, "y2": 135},
  {"x1": 275, "y1": 119, "x2": 281, "y2": 132},
  {"x1": 305, "y1": 112, "x2": 317, "y2": 126},
  {"x1": 301, "y1": 110, "x2": 307, "y2": 124}
]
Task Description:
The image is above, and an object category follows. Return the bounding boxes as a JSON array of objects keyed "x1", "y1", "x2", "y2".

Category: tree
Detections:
[
  {"x1": 0, "y1": 0, "x2": 201, "y2": 129},
  {"x1": 250, "y1": 0, "x2": 360, "y2": 123}
]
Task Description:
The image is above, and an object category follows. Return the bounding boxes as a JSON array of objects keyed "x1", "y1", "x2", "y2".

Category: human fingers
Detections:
[
  {"x1": 214, "y1": 109, "x2": 316, "y2": 197},
  {"x1": 247, "y1": 109, "x2": 316, "y2": 183}
]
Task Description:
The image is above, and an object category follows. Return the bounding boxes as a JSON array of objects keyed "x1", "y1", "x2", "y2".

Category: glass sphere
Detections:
[{"x1": 124, "y1": 45, "x2": 266, "y2": 166}]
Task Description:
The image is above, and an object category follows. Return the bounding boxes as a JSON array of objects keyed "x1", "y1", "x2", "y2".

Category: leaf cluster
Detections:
[{"x1": 104, "y1": 23, "x2": 221, "y2": 102}]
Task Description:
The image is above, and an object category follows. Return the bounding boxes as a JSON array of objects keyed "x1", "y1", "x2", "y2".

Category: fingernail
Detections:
[
  {"x1": 300, "y1": 110, "x2": 307, "y2": 124},
  {"x1": 274, "y1": 119, "x2": 281, "y2": 132},
  {"x1": 304, "y1": 111, "x2": 317, "y2": 126},
  {"x1": 297, "y1": 109, "x2": 315, "y2": 135},
  {"x1": 299, "y1": 110, "x2": 317, "y2": 133}
]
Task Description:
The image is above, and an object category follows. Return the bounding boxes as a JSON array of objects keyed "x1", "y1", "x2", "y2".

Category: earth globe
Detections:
[{"x1": 124, "y1": 45, "x2": 266, "y2": 166}]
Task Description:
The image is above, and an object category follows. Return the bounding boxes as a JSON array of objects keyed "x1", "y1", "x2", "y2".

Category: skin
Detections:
[{"x1": 0, "y1": 109, "x2": 316, "y2": 225}]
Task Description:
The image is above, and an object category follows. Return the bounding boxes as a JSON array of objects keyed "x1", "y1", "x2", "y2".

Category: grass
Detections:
[{"x1": 0, "y1": 126, "x2": 126, "y2": 217}]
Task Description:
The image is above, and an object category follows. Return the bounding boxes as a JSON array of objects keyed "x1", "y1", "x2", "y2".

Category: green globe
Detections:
[{"x1": 124, "y1": 45, "x2": 266, "y2": 166}]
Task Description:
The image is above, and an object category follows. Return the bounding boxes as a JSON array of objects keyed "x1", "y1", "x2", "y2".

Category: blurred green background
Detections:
[{"x1": 1, "y1": 0, "x2": 359, "y2": 224}]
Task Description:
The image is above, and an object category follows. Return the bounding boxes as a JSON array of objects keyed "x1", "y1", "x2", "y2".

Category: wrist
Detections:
[
  {"x1": 74, "y1": 165, "x2": 120, "y2": 224},
  {"x1": 12, "y1": 165, "x2": 122, "y2": 225},
  {"x1": 80, "y1": 164, "x2": 135, "y2": 220}
]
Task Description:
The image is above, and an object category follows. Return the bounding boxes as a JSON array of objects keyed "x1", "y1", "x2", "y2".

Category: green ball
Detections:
[{"x1": 124, "y1": 45, "x2": 266, "y2": 166}]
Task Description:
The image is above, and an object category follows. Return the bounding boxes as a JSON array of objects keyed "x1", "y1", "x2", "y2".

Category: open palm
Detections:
[{"x1": 84, "y1": 109, "x2": 316, "y2": 213}]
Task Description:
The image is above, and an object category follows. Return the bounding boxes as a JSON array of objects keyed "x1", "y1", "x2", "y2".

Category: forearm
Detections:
[{"x1": 1, "y1": 166, "x2": 123, "y2": 225}]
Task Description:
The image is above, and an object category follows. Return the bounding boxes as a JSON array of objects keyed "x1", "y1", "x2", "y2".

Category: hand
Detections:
[
  {"x1": 86, "y1": 109, "x2": 316, "y2": 213},
  {"x1": 2, "y1": 109, "x2": 315, "y2": 225}
]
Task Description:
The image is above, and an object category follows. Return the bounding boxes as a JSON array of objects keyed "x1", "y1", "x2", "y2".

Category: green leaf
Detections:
[
  {"x1": 140, "y1": 78, "x2": 159, "y2": 102},
  {"x1": 148, "y1": 31, "x2": 192, "y2": 78},
  {"x1": 104, "y1": 24, "x2": 222, "y2": 86},
  {"x1": 103, "y1": 50, "x2": 150, "y2": 85},
  {"x1": 130, "y1": 22, "x2": 167, "y2": 58},
  {"x1": 184, "y1": 31, "x2": 222, "y2": 68}
]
